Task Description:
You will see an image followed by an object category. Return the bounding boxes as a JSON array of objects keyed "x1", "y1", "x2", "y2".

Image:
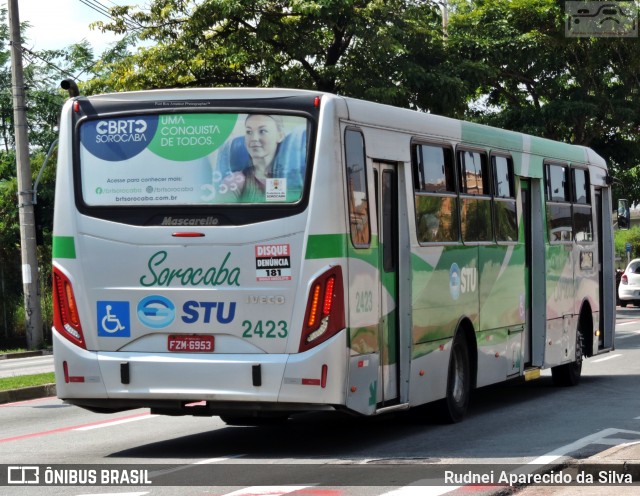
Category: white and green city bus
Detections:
[{"x1": 52, "y1": 87, "x2": 615, "y2": 424}]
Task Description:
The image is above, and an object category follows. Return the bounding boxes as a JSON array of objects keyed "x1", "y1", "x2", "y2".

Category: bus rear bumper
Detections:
[{"x1": 53, "y1": 328, "x2": 349, "y2": 415}]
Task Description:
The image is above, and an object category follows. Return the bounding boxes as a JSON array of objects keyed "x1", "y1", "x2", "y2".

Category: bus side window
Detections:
[
  {"x1": 345, "y1": 129, "x2": 371, "y2": 247},
  {"x1": 545, "y1": 163, "x2": 573, "y2": 242},
  {"x1": 412, "y1": 143, "x2": 459, "y2": 243},
  {"x1": 492, "y1": 155, "x2": 517, "y2": 242},
  {"x1": 459, "y1": 149, "x2": 492, "y2": 242},
  {"x1": 573, "y1": 168, "x2": 592, "y2": 243}
]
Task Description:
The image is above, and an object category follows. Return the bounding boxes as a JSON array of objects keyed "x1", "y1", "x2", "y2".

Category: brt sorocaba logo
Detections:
[{"x1": 80, "y1": 116, "x2": 159, "y2": 162}]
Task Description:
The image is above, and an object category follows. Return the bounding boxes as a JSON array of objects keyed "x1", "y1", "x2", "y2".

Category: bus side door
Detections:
[{"x1": 373, "y1": 161, "x2": 400, "y2": 405}]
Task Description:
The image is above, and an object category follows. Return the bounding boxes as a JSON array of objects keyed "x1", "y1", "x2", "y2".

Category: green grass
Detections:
[
  {"x1": 0, "y1": 348, "x2": 28, "y2": 354},
  {"x1": 0, "y1": 347, "x2": 52, "y2": 354},
  {"x1": 0, "y1": 373, "x2": 55, "y2": 391}
]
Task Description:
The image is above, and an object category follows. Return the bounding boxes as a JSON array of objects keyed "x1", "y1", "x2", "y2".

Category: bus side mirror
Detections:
[{"x1": 618, "y1": 199, "x2": 630, "y2": 230}]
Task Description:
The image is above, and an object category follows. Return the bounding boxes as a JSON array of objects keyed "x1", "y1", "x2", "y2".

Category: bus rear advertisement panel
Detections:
[
  {"x1": 52, "y1": 88, "x2": 615, "y2": 424},
  {"x1": 80, "y1": 112, "x2": 308, "y2": 206}
]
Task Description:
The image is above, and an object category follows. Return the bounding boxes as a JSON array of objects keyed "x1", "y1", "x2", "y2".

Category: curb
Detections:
[
  {"x1": 0, "y1": 384, "x2": 56, "y2": 404},
  {"x1": 588, "y1": 439, "x2": 640, "y2": 462},
  {"x1": 0, "y1": 349, "x2": 53, "y2": 360}
]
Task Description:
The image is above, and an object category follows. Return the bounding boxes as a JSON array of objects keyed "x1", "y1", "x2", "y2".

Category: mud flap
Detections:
[{"x1": 345, "y1": 353, "x2": 379, "y2": 415}]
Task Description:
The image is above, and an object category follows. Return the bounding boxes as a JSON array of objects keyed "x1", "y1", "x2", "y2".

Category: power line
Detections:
[
  {"x1": 20, "y1": 45, "x2": 83, "y2": 81},
  {"x1": 77, "y1": 0, "x2": 139, "y2": 31},
  {"x1": 78, "y1": 0, "x2": 115, "y2": 22},
  {"x1": 4, "y1": 0, "x2": 145, "y2": 85}
]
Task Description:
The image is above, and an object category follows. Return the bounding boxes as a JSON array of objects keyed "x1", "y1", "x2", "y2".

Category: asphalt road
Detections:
[
  {"x1": 0, "y1": 353, "x2": 54, "y2": 379},
  {"x1": 1, "y1": 309, "x2": 639, "y2": 495}
]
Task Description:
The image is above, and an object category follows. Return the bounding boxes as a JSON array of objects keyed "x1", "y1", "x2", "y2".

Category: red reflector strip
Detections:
[
  {"x1": 301, "y1": 378, "x2": 321, "y2": 386},
  {"x1": 321, "y1": 364, "x2": 328, "y2": 389},
  {"x1": 172, "y1": 232, "x2": 205, "y2": 237},
  {"x1": 63, "y1": 361, "x2": 84, "y2": 383}
]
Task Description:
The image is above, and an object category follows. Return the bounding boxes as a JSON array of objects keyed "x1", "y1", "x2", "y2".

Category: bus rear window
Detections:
[{"x1": 79, "y1": 113, "x2": 308, "y2": 206}]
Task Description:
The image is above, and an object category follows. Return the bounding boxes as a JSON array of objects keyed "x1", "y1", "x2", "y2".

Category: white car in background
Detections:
[{"x1": 618, "y1": 258, "x2": 640, "y2": 307}]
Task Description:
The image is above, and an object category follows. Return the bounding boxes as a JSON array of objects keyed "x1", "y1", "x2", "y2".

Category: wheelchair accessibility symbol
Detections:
[{"x1": 97, "y1": 301, "x2": 130, "y2": 337}]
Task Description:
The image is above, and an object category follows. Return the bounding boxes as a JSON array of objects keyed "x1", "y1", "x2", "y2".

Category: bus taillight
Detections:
[
  {"x1": 300, "y1": 266, "x2": 345, "y2": 353},
  {"x1": 53, "y1": 267, "x2": 86, "y2": 349}
]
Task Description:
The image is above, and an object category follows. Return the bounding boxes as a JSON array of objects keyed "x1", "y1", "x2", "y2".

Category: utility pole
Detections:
[
  {"x1": 8, "y1": 0, "x2": 43, "y2": 350},
  {"x1": 432, "y1": 0, "x2": 449, "y2": 38}
]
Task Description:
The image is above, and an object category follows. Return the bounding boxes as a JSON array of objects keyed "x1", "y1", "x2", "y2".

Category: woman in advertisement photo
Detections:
[{"x1": 216, "y1": 114, "x2": 307, "y2": 203}]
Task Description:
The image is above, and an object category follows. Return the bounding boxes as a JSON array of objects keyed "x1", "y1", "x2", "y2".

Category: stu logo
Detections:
[
  {"x1": 449, "y1": 263, "x2": 477, "y2": 300},
  {"x1": 181, "y1": 301, "x2": 236, "y2": 324},
  {"x1": 460, "y1": 266, "x2": 477, "y2": 293}
]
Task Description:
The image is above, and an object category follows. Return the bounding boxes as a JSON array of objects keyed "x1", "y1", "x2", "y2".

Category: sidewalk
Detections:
[
  {"x1": 513, "y1": 443, "x2": 640, "y2": 494},
  {"x1": 0, "y1": 349, "x2": 56, "y2": 404}
]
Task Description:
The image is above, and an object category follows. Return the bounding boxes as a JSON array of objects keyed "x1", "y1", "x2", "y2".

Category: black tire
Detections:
[
  {"x1": 438, "y1": 333, "x2": 471, "y2": 423},
  {"x1": 620, "y1": 301, "x2": 628, "y2": 308},
  {"x1": 551, "y1": 329, "x2": 583, "y2": 387}
]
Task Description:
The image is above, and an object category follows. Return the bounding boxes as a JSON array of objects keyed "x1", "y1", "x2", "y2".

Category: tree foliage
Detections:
[
  {"x1": 449, "y1": 0, "x2": 640, "y2": 204},
  {"x1": 88, "y1": 0, "x2": 474, "y2": 114},
  {"x1": 0, "y1": 7, "x2": 95, "y2": 339},
  {"x1": 87, "y1": 0, "x2": 640, "y2": 204},
  {"x1": 615, "y1": 226, "x2": 640, "y2": 264}
]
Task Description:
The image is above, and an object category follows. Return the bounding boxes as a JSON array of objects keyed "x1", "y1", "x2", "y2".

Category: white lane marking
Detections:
[
  {"x1": 382, "y1": 429, "x2": 640, "y2": 496},
  {"x1": 194, "y1": 457, "x2": 236, "y2": 465},
  {"x1": 591, "y1": 437, "x2": 640, "y2": 446},
  {"x1": 528, "y1": 428, "x2": 640, "y2": 465},
  {"x1": 77, "y1": 493, "x2": 149, "y2": 496},
  {"x1": 223, "y1": 486, "x2": 310, "y2": 496},
  {"x1": 74, "y1": 414, "x2": 156, "y2": 431},
  {"x1": 616, "y1": 319, "x2": 640, "y2": 326},
  {"x1": 149, "y1": 455, "x2": 245, "y2": 479},
  {"x1": 616, "y1": 330, "x2": 640, "y2": 339},
  {"x1": 379, "y1": 485, "x2": 461, "y2": 496},
  {"x1": 591, "y1": 354, "x2": 622, "y2": 363}
]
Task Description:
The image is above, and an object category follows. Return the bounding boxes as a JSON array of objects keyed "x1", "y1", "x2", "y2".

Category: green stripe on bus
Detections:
[
  {"x1": 305, "y1": 234, "x2": 346, "y2": 259},
  {"x1": 306, "y1": 233, "x2": 380, "y2": 268},
  {"x1": 461, "y1": 122, "x2": 588, "y2": 164},
  {"x1": 461, "y1": 121, "x2": 523, "y2": 151},
  {"x1": 530, "y1": 136, "x2": 587, "y2": 163},
  {"x1": 53, "y1": 236, "x2": 76, "y2": 259}
]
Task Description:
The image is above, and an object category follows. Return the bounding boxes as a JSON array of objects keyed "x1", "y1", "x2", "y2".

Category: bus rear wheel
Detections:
[
  {"x1": 438, "y1": 333, "x2": 471, "y2": 423},
  {"x1": 551, "y1": 328, "x2": 583, "y2": 387}
]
